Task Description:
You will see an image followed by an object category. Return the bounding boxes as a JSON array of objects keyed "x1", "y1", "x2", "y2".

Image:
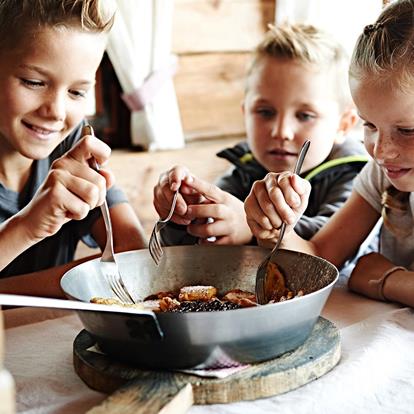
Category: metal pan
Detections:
[{"x1": 61, "y1": 245, "x2": 338, "y2": 369}]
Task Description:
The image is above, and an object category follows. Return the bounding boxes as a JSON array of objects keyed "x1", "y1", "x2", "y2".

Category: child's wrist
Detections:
[
  {"x1": 8, "y1": 213, "x2": 40, "y2": 245},
  {"x1": 380, "y1": 266, "x2": 408, "y2": 301}
]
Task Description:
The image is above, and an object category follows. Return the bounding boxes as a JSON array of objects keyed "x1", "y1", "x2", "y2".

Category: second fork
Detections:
[{"x1": 149, "y1": 189, "x2": 179, "y2": 265}]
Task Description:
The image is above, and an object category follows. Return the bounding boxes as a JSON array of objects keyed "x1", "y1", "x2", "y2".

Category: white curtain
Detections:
[
  {"x1": 106, "y1": 0, "x2": 184, "y2": 151},
  {"x1": 275, "y1": 0, "x2": 383, "y2": 56}
]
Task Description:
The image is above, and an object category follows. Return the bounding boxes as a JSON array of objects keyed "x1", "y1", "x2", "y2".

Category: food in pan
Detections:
[
  {"x1": 91, "y1": 265, "x2": 306, "y2": 312},
  {"x1": 90, "y1": 297, "x2": 145, "y2": 309},
  {"x1": 265, "y1": 262, "x2": 304, "y2": 302}
]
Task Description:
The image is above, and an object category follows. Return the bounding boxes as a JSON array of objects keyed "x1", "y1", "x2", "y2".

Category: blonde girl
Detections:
[{"x1": 245, "y1": 0, "x2": 414, "y2": 307}]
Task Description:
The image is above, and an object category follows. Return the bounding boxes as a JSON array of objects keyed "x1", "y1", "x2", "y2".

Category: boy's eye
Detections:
[
  {"x1": 297, "y1": 112, "x2": 316, "y2": 122},
  {"x1": 256, "y1": 108, "x2": 275, "y2": 118},
  {"x1": 397, "y1": 127, "x2": 414, "y2": 135},
  {"x1": 69, "y1": 89, "x2": 87, "y2": 99},
  {"x1": 21, "y1": 78, "x2": 44, "y2": 88},
  {"x1": 363, "y1": 121, "x2": 376, "y2": 131}
]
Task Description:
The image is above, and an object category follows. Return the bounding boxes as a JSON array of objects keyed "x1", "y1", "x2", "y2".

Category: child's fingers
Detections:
[
  {"x1": 252, "y1": 178, "x2": 284, "y2": 230},
  {"x1": 154, "y1": 185, "x2": 186, "y2": 219},
  {"x1": 52, "y1": 157, "x2": 108, "y2": 203},
  {"x1": 290, "y1": 174, "x2": 311, "y2": 201},
  {"x1": 92, "y1": 167, "x2": 115, "y2": 190},
  {"x1": 273, "y1": 173, "x2": 301, "y2": 210},
  {"x1": 184, "y1": 176, "x2": 225, "y2": 204},
  {"x1": 244, "y1": 185, "x2": 275, "y2": 231},
  {"x1": 246, "y1": 217, "x2": 279, "y2": 240},
  {"x1": 187, "y1": 218, "x2": 218, "y2": 239},
  {"x1": 186, "y1": 203, "x2": 220, "y2": 220},
  {"x1": 60, "y1": 188, "x2": 94, "y2": 220},
  {"x1": 48, "y1": 168, "x2": 106, "y2": 210},
  {"x1": 68, "y1": 135, "x2": 112, "y2": 167},
  {"x1": 267, "y1": 172, "x2": 310, "y2": 223},
  {"x1": 168, "y1": 165, "x2": 192, "y2": 191}
]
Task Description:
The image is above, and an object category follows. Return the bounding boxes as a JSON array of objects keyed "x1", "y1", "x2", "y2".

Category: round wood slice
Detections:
[{"x1": 75, "y1": 317, "x2": 340, "y2": 413}]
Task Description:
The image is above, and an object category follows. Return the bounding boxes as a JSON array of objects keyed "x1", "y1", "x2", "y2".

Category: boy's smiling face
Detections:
[
  {"x1": 243, "y1": 56, "x2": 352, "y2": 174},
  {"x1": 0, "y1": 27, "x2": 106, "y2": 160}
]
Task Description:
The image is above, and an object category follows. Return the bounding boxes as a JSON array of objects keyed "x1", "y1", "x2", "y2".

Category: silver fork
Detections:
[
  {"x1": 149, "y1": 189, "x2": 179, "y2": 265},
  {"x1": 255, "y1": 140, "x2": 310, "y2": 305},
  {"x1": 84, "y1": 124, "x2": 135, "y2": 304}
]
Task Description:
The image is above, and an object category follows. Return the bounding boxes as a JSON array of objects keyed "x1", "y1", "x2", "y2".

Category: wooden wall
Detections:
[
  {"x1": 91, "y1": 0, "x2": 275, "y2": 148},
  {"x1": 172, "y1": 0, "x2": 275, "y2": 141}
]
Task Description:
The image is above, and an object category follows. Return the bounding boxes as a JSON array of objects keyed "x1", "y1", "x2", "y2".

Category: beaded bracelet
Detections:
[{"x1": 369, "y1": 266, "x2": 407, "y2": 301}]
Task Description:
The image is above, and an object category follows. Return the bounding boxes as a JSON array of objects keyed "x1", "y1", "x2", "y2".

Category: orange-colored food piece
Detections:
[{"x1": 178, "y1": 285, "x2": 217, "y2": 302}]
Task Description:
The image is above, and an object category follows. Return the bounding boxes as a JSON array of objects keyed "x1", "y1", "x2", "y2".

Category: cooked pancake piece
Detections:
[{"x1": 178, "y1": 285, "x2": 217, "y2": 302}]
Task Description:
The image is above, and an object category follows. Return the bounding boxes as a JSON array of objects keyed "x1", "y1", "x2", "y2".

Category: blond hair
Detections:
[
  {"x1": 349, "y1": 0, "x2": 414, "y2": 88},
  {"x1": 0, "y1": 0, "x2": 115, "y2": 49},
  {"x1": 247, "y1": 23, "x2": 352, "y2": 110}
]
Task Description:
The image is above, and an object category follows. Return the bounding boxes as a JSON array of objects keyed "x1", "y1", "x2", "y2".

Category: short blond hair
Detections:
[
  {"x1": 350, "y1": 0, "x2": 414, "y2": 89},
  {"x1": 0, "y1": 0, "x2": 115, "y2": 50},
  {"x1": 247, "y1": 23, "x2": 352, "y2": 110}
]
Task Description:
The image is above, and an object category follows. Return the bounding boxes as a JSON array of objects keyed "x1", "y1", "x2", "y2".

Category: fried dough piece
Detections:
[
  {"x1": 142, "y1": 299, "x2": 161, "y2": 312},
  {"x1": 90, "y1": 297, "x2": 145, "y2": 310},
  {"x1": 91, "y1": 297, "x2": 122, "y2": 305},
  {"x1": 159, "y1": 297, "x2": 181, "y2": 312},
  {"x1": 178, "y1": 285, "x2": 217, "y2": 302},
  {"x1": 265, "y1": 262, "x2": 287, "y2": 302},
  {"x1": 222, "y1": 289, "x2": 257, "y2": 307}
]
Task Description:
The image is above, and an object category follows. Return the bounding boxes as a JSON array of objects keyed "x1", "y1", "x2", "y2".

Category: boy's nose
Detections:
[
  {"x1": 39, "y1": 91, "x2": 66, "y2": 121},
  {"x1": 271, "y1": 118, "x2": 294, "y2": 141}
]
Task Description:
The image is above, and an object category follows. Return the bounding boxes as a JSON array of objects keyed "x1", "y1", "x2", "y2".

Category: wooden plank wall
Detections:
[{"x1": 172, "y1": 0, "x2": 275, "y2": 141}]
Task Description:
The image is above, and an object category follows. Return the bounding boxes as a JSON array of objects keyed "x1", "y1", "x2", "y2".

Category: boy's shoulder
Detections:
[
  {"x1": 305, "y1": 135, "x2": 369, "y2": 182},
  {"x1": 216, "y1": 140, "x2": 268, "y2": 178},
  {"x1": 329, "y1": 134, "x2": 367, "y2": 159}
]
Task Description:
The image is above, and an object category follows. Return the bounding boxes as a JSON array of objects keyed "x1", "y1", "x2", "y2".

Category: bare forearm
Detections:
[
  {"x1": 0, "y1": 215, "x2": 37, "y2": 271},
  {"x1": 383, "y1": 270, "x2": 414, "y2": 308},
  {"x1": 0, "y1": 254, "x2": 99, "y2": 298}
]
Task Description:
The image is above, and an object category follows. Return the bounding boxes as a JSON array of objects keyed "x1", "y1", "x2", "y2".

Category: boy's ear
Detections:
[{"x1": 335, "y1": 107, "x2": 358, "y2": 144}]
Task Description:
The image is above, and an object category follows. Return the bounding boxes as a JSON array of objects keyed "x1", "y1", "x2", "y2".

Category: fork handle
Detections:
[
  {"x1": 99, "y1": 201, "x2": 115, "y2": 261},
  {"x1": 272, "y1": 222, "x2": 286, "y2": 252},
  {"x1": 84, "y1": 124, "x2": 115, "y2": 261}
]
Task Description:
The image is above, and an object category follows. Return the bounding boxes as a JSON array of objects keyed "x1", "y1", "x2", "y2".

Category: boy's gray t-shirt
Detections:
[
  {"x1": 354, "y1": 160, "x2": 414, "y2": 270},
  {"x1": 0, "y1": 121, "x2": 127, "y2": 278}
]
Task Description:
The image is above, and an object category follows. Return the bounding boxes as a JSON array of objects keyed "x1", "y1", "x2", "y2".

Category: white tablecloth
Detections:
[{"x1": 4, "y1": 285, "x2": 414, "y2": 414}]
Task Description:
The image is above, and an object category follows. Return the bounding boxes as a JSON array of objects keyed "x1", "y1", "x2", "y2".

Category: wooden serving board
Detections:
[{"x1": 74, "y1": 317, "x2": 340, "y2": 414}]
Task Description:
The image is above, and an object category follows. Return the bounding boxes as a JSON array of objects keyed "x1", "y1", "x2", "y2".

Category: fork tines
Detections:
[
  {"x1": 149, "y1": 226, "x2": 164, "y2": 266},
  {"x1": 100, "y1": 261, "x2": 135, "y2": 304}
]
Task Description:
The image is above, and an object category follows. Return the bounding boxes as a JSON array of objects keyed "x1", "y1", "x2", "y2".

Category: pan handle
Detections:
[{"x1": 0, "y1": 294, "x2": 164, "y2": 340}]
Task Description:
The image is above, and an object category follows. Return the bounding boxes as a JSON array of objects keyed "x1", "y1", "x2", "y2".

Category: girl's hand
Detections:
[
  {"x1": 153, "y1": 165, "x2": 205, "y2": 225},
  {"x1": 244, "y1": 172, "x2": 311, "y2": 245},
  {"x1": 182, "y1": 175, "x2": 252, "y2": 245},
  {"x1": 17, "y1": 133, "x2": 113, "y2": 242}
]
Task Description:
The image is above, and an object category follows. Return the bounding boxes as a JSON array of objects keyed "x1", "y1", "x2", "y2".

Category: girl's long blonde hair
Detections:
[
  {"x1": 381, "y1": 186, "x2": 411, "y2": 237},
  {"x1": 350, "y1": 0, "x2": 414, "y2": 88}
]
